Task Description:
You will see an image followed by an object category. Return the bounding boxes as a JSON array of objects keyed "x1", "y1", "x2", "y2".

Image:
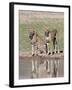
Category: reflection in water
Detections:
[{"x1": 19, "y1": 56, "x2": 64, "y2": 79}]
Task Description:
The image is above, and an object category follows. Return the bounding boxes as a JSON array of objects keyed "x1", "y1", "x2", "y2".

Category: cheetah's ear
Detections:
[
  {"x1": 55, "y1": 29, "x2": 57, "y2": 32},
  {"x1": 44, "y1": 26, "x2": 49, "y2": 31},
  {"x1": 54, "y1": 29, "x2": 57, "y2": 33}
]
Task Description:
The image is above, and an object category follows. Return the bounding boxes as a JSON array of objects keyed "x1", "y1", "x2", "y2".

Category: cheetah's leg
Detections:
[
  {"x1": 47, "y1": 43, "x2": 50, "y2": 54},
  {"x1": 32, "y1": 44, "x2": 35, "y2": 56}
]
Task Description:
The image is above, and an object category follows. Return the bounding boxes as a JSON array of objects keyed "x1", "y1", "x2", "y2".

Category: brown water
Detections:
[{"x1": 19, "y1": 57, "x2": 64, "y2": 79}]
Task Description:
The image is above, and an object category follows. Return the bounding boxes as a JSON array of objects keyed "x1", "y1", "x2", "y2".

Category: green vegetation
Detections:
[{"x1": 19, "y1": 18, "x2": 64, "y2": 52}]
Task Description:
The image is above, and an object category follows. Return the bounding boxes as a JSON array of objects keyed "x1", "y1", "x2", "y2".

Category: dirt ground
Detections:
[{"x1": 19, "y1": 11, "x2": 64, "y2": 24}]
